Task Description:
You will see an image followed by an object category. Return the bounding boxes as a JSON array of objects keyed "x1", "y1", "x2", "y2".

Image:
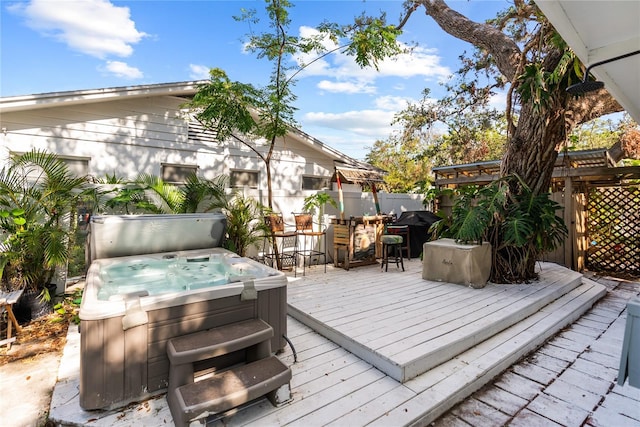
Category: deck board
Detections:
[
  {"x1": 287, "y1": 260, "x2": 583, "y2": 382},
  {"x1": 206, "y1": 271, "x2": 603, "y2": 427}
]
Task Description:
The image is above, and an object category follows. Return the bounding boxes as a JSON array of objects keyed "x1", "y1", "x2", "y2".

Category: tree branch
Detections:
[
  {"x1": 415, "y1": 0, "x2": 522, "y2": 80},
  {"x1": 569, "y1": 91, "x2": 624, "y2": 126}
]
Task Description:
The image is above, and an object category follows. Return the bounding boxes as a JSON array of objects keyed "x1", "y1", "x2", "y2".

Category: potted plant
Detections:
[
  {"x1": 0, "y1": 150, "x2": 93, "y2": 320},
  {"x1": 302, "y1": 192, "x2": 337, "y2": 232},
  {"x1": 214, "y1": 192, "x2": 270, "y2": 257}
]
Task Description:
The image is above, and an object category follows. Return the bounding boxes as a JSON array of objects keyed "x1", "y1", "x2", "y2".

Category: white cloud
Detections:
[
  {"x1": 304, "y1": 109, "x2": 398, "y2": 138},
  {"x1": 300, "y1": 94, "x2": 418, "y2": 153},
  {"x1": 376, "y1": 45, "x2": 450, "y2": 80},
  {"x1": 317, "y1": 80, "x2": 376, "y2": 94},
  {"x1": 189, "y1": 64, "x2": 210, "y2": 80},
  {"x1": 488, "y1": 90, "x2": 508, "y2": 111},
  {"x1": 374, "y1": 95, "x2": 412, "y2": 111},
  {"x1": 293, "y1": 27, "x2": 451, "y2": 95},
  {"x1": 103, "y1": 61, "x2": 143, "y2": 79},
  {"x1": 10, "y1": 0, "x2": 147, "y2": 59}
]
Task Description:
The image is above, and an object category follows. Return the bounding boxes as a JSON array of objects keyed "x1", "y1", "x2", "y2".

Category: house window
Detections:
[
  {"x1": 161, "y1": 164, "x2": 198, "y2": 184},
  {"x1": 60, "y1": 157, "x2": 90, "y2": 176},
  {"x1": 15, "y1": 154, "x2": 89, "y2": 180},
  {"x1": 230, "y1": 170, "x2": 259, "y2": 188},
  {"x1": 302, "y1": 176, "x2": 330, "y2": 190}
]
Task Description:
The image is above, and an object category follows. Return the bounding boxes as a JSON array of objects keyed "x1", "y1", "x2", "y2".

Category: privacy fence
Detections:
[{"x1": 586, "y1": 185, "x2": 640, "y2": 276}]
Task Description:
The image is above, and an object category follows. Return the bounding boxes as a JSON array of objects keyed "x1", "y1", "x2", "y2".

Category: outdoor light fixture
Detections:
[{"x1": 566, "y1": 50, "x2": 640, "y2": 95}]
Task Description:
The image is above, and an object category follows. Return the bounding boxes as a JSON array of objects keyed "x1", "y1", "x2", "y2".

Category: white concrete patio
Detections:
[{"x1": 49, "y1": 259, "x2": 611, "y2": 426}]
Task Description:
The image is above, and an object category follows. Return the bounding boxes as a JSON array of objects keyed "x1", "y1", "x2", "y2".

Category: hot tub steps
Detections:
[
  {"x1": 167, "y1": 318, "x2": 274, "y2": 365},
  {"x1": 172, "y1": 356, "x2": 291, "y2": 426},
  {"x1": 166, "y1": 319, "x2": 292, "y2": 427}
]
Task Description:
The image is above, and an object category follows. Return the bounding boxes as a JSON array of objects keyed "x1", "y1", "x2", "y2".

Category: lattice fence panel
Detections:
[{"x1": 586, "y1": 186, "x2": 640, "y2": 276}]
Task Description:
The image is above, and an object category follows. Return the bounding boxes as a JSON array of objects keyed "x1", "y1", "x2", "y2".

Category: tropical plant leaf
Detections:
[
  {"x1": 502, "y1": 211, "x2": 534, "y2": 245},
  {"x1": 452, "y1": 204, "x2": 491, "y2": 243}
]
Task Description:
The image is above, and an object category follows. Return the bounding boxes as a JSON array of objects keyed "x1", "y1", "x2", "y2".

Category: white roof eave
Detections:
[
  {"x1": 535, "y1": 0, "x2": 640, "y2": 123},
  {"x1": 0, "y1": 81, "x2": 206, "y2": 113}
]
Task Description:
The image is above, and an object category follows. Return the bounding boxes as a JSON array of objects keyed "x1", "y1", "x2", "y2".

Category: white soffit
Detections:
[{"x1": 535, "y1": 0, "x2": 640, "y2": 123}]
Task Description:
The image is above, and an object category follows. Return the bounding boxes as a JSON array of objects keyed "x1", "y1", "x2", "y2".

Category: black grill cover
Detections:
[{"x1": 394, "y1": 211, "x2": 440, "y2": 258}]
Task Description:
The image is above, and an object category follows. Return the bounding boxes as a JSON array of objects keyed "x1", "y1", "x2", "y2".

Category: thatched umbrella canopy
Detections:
[{"x1": 333, "y1": 162, "x2": 386, "y2": 217}]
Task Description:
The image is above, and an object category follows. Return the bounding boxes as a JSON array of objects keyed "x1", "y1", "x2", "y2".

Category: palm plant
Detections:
[
  {"x1": 105, "y1": 173, "x2": 227, "y2": 214},
  {"x1": 0, "y1": 150, "x2": 93, "y2": 295},
  {"x1": 104, "y1": 173, "x2": 266, "y2": 257},
  {"x1": 211, "y1": 192, "x2": 270, "y2": 257},
  {"x1": 434, "y1": 175, "x2": 568, "y2": 283}
]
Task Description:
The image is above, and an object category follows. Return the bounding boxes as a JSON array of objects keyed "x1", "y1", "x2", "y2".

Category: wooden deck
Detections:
[
  {"x1": 49, "y1": 259, "x2": 608, "y2": 426},
  {"x1": 205, "y1": 260, "x2": 605, "y2": 426},
  {"x1": 288, "y1": 260, "x2": 586, "y2": 382}
]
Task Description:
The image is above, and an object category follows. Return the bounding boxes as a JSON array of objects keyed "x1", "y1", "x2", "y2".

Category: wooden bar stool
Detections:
[
  {"x1": 263, "y1": 214, "x2": 298, "y2": 274},
  {"x1": 385, "y1": 225, "x2": 410, "y2": 260},
  {"x1": 293, "y1": 213, "x2": 326, "y2": 276},
  {"x1": 380, "y1": 234, "x2": 404, "y2": 272}
]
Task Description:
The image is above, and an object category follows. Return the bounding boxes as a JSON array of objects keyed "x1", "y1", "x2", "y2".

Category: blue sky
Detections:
[{"x1": 0, "y1": 0, "x2": 509, "y2": 160}]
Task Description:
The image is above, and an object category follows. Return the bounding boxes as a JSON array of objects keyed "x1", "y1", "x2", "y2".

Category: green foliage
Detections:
[
  {"x1": 0, "y1": 150, "x2": 94, "y2": 292},
  {"x1": 52, "y1": 288, "x2": 83, "y2": 324},
  {"x1": 384, "y1": 86, "x2": 507, "y2": 175},
  {"x1": 566, "y1": 115, "x2": 629, "y2": 151},
  {"x1": 516, "y1": 63, "x2": 551, "y2": 114},
  {"x1": 185, "y1": 0, "x2": 326, "y2": 209},
  {"x1": 338, "y1": 1, "x2": 625, "y2": 282},
  {"x1": 218, "y1": 192, "x2": 270, "y2": 257},
  {"x1": 302, "y1": 192, "x2": 337, "y2": 215},
  {"x1": 302, "y1": 192, "x2": 337, "y2": 230},
  {"x1": 343, "y1": 15, "x2": 403, "y2": 70},
  {"x1": 105, "y1": 173, "x2": 228, "y2": 215},
  {"x1": 67, "y1": 228, "x2": 87, "y2": 278},
  {"x1": 96, "y1": 172, "x2": 126, "y2": 184},
  {"x1": 189, "y1": 68, "x2": 267, "y2": 143},
  {"x1": 434, "y1": 176, "x2": 568, "y2": 283},
  {"x1": 365, "y1": 135, "x2": 434, "y2": 193},
  {"x1": 95, "y1": 171, "x2": 266, "y2": 258}
]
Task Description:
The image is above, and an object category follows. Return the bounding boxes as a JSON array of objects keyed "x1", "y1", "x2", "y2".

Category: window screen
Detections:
[
  {"x1": 230, "y1": 170, "x2": 258, "y2": 188},
  {"x1": 161, "y1": 164, "x2": 198, "y2": 184},
  {"x1": 302, "y1": 176, "x2": 330, "y2": 190}
]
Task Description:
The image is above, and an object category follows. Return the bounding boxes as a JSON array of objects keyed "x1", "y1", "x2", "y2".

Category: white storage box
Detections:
[{"x1": 422, "y1": 238, "x2": 491, "y2": 288}]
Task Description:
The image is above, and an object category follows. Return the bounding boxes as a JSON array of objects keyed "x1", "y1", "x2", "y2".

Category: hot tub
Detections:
[{"x1": 79, "y1": 214, "x2": 288, "y2": 410}]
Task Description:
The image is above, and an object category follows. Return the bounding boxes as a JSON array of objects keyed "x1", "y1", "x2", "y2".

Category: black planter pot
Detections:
[{"x1": 14, "y1": 287, "x2": 54, "y2": 324}]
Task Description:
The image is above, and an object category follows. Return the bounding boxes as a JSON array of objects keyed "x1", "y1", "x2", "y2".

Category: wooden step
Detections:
[
  {"x1": 167, "y1": 318, "x2": 273, "y2": 365},
  {"x1": 170, "y1": 356, "x2": 292, "y2": 427},
  {"x1": 369, "y1": 278, "x2": 608, "y2": 426}
]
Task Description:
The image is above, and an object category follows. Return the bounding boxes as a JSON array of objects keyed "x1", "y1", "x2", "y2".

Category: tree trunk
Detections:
[
  {"x1": 493, "y1": 100, "x2": 567, "y2": 281},
  {"x1": 501, "y1": 102, "x2": 566, "y2": 195},
  {"x1": 265, "y1": 161, "x2": 274, "y2": 210}
]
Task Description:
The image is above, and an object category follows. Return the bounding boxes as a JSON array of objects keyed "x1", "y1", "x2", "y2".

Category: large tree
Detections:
[{"x1": 338, "y1": 0, "x2": 624, "y2": 281}]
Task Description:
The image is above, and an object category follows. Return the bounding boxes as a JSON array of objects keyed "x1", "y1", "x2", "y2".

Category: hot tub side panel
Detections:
[
  {"x1": 258, "y1": 284, "x2": 287, "y2": 351},
  {"x1": 80, "y1": 317, "x2": 148, "y2": 410},
  {"x1": 79, "y1": 288, "x2": 287, "y2": 410}
]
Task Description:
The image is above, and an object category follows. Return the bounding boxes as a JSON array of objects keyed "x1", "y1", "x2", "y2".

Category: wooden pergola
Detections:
[
  {"x1": 433, "y1": 148, "x2": 640, "y2": 189},
  {"x1": 432, "y1": 148, "x2": 640, "y2": 273}
]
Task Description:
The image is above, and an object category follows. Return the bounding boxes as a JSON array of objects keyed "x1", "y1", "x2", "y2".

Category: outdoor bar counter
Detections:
[{"x1": 331, "y1": 214, "x2": 395, "y2": 270}]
